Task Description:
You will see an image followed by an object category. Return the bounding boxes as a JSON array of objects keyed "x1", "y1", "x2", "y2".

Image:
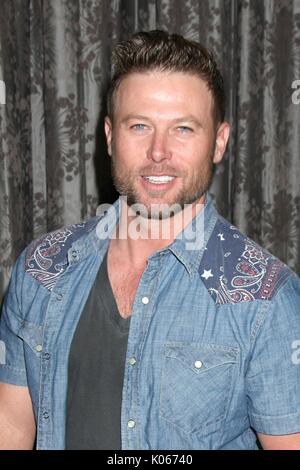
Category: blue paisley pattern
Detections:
[
  {"x1": 24, "y1": 210, "x2": 292, "y2": 304},
  {"x1": 24, "y1": 219, "x2": 99, "y2": 291},
  {"x1": 199, "y1": 218, "x2": 292, "y2": 305}
]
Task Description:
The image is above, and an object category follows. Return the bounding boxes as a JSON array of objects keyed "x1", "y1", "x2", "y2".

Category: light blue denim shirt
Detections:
[{"x1": 1, "y1": 194, "x2": 300, "y2": 450}]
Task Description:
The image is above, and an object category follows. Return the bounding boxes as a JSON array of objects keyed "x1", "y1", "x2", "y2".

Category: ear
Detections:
[
  {"x1": 213, "y1": 122, "x2": 230, "y2": 164},
  {"x1": 104, "y1": 116, "x2": 113, "y2": 156}
]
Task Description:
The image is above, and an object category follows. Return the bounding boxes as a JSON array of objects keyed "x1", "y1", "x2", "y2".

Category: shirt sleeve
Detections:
[
  {"x1": 0, "y1": 251, "x2": 28, "y2": 386},
  {"x1": 246, "y1": 273, "x2": 300, "y2": 435}
]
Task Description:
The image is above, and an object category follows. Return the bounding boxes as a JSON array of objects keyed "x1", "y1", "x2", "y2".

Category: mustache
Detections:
[{"x1": 138, "y1": 165, "x2": 184, "y2": 177}]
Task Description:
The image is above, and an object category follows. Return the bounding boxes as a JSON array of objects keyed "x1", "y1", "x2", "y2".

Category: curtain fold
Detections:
[{"x1": 0, "y1": 0, "x2": 299, "y2": 302}]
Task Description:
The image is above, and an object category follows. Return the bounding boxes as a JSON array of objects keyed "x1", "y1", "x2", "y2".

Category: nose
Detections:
[{"x1": 146, "y1": 130, "x2": 172, "y2": 162}]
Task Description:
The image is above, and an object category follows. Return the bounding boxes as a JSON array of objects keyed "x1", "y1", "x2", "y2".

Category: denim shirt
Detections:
[{"x1": 1, "y1": 194, "x2": 300, "y2": 450}]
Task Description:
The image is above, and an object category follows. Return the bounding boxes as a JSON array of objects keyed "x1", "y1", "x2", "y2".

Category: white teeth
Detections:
[{"x1": 144, "y1": 176, "x2": 175, "y2": 184}]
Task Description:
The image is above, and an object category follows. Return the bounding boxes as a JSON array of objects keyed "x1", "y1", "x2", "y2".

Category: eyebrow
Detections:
[
  {"x1": 120, "y1": 114, "x2": 151, "y2": 124},
  {"x1": 121, "y1": 114, "x2": 202, "y2": 127},
  {"x1": 172, "y1": 116, "x2": 202, "y2": 127}
]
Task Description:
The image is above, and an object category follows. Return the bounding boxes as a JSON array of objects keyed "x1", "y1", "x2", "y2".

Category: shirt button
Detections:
[
  {"x1": 56, "y1": 293, "x2": 63, "y2": 301},
  {"x1": 43, "y1": 353, "x2": 50, "y2": 360},
  {"x1": 194, "y1": 360, "x2": 203, "y2": 369},
  {"x1": 43, "y1": 411, "x2": 49, "y2": 419},
  {"x1": 141, "y1": 296, "x2": 149, "y2": 305},
  {"x1": 127, "y1": 420, "x2": 136, "y2": 428},
  {"x1": 36, "y1": 344, "x2": 43, "y2": 352},
  {"x1": 129, "y1": 357, "x2": 136, "y2": 366}
]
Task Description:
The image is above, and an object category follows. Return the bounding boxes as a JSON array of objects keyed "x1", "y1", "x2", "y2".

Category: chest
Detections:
[{"x1": 107, "y1": 260, "x2": 145, "y2": 318}]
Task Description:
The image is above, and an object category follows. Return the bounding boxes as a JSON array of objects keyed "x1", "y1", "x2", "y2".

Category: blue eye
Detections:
[
  {"x1": 131, "y1": 124, "x2": 147, "y2": 130},
  {"x1": 177, "y1": 126, "x2": 193, "y2": 133}
]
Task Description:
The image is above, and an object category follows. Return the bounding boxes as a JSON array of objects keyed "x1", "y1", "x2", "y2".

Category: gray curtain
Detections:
[{"x1": 0, "y1": 0, "x2": 299, "y2": 303}]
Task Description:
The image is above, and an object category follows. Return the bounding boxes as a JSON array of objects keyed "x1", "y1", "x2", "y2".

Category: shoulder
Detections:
[
  {"x1": 199, "y1": 215, "x2": 295, "y2": 305},
  {"x1": 24, "y1": 216, "x2": 100, "y2": 291}
]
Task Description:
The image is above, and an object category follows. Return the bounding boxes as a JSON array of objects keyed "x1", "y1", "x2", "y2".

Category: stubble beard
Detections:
[{"x1": 111, "y1": 153, "x2": 214, "y2": 220}]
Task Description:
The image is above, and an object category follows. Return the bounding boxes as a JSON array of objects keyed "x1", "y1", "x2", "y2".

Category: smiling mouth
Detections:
[{"x1": 142, "y1": 175, "x2": 176, "y2": 184}]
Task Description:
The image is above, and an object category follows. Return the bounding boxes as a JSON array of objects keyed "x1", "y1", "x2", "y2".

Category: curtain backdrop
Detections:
[{"x1": 0, "y1": 0, "x2": 299, "y2": 303}]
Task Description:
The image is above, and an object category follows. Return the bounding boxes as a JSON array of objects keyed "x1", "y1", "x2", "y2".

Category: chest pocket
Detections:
[{"x1": 160, "y1": 342, "x2": 239, "y2": 436}]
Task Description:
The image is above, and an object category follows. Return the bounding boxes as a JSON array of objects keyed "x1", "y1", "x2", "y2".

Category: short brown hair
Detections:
[{"x1": 107, "y1": 30, "x2": 225, "y2": 126}]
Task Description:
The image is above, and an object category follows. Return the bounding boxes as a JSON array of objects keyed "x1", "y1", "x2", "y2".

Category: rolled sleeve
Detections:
[
  {"x1": 246, "y1": 274, "x2": 300, "y2": 435},
  {"x1": 0, "y1": 252, "x2": 28, "y2": 386}
]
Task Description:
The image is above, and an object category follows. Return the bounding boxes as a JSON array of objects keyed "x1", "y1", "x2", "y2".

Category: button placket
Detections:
[{"x1": 122, "y1": 261, "x2": 162, "y2": 448}]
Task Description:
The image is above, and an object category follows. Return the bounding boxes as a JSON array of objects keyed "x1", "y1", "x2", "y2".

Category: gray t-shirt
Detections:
[{"x1": 65, "y1": 252, "x2": 130, "y2": 449}]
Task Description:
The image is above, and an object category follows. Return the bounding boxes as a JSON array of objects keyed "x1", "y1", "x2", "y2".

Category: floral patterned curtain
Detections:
[{"x1": 0, "y1": 0, "x2": 299, "y2": 303}]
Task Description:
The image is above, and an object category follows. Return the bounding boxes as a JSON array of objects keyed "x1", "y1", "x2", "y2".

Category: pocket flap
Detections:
[{"x1": 165, "y1": 342, "x2": 239, "y2": 374}]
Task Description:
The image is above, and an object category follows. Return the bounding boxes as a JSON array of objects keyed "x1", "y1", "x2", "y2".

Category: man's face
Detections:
[{"x1": 105, "y1": 71, "x2": 229, "y2": 219}]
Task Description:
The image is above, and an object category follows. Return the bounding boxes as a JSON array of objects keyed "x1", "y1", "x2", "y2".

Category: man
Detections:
[{"x1": 0, "y1": 30, "x2": 300, "y2": 450}]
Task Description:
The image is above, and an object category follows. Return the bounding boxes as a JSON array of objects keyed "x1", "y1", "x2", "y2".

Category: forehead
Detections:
[{"x1": 113, "y1": 71, "x2": 214, "y2": 122}]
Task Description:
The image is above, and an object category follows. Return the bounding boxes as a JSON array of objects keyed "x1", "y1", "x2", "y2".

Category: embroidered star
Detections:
[
  {"x1": 217, "y1": 233, "x2": 225, "y2": 241},
  {"x1": 201, "y1": 269, "x2": 214, "y2": 280}
]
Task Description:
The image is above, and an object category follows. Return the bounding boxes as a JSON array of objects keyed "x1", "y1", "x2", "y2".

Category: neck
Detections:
[{"x1": 109, "y1": 195, "x2": 205, "y2": 268}]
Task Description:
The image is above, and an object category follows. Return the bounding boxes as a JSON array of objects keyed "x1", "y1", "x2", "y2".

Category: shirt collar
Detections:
[
  {"x1": 165, "y1": 193, "x2": 219, "y2": 276},
  {"x1": 71, "y1": 194, "x2": 218, "y2": 275},
  {"x1": 69, "y1": 198, "x2": 121, "y2": 261}
]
